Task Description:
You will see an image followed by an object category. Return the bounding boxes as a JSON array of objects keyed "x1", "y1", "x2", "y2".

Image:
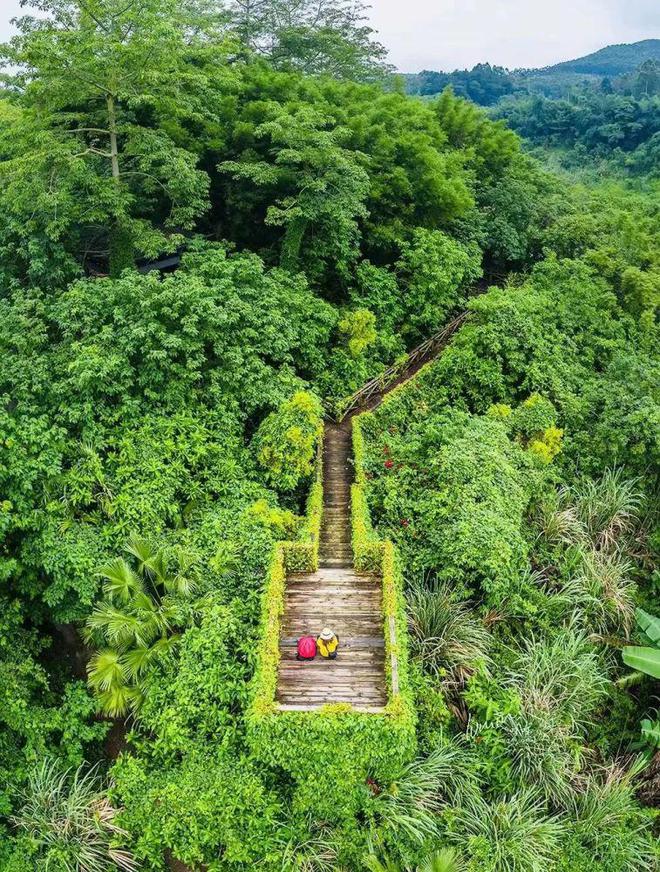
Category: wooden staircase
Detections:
[
  {"x1": 319, "y1": 423, "x2": 352, "y2": 568},
  {"x1": 275, "y1": 315, "x2": 469, "y2": 712},
  {"x1": 276, "y1": 421, "x2": 387, "y2": 710}
]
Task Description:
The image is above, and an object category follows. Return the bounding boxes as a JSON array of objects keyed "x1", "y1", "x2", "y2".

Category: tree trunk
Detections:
[
  {"x1": 106, "y1": 93, "x2": 134, "y2": 276},
  {"x1": 109, "y1": 221, "x2": 134, "y2": 277},
  {"x1": 107, "y1": 94, "x2": 121, "y2": 182}
]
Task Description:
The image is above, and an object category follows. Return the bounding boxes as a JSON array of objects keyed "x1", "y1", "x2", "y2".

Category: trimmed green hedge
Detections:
[
  {"x1": 250, "y1": 429, "x2": 323, "y2": 716},
  {"x1": 283, "y1": 434, "x2": 324, "y2": 573},
  {"x1": 351, "y1": 413, "x2": 384, "y2": 572},
  {"x1": 247, "y1": 703, "x2": 416, "y2": 820},
  {"x1": 352, "y1": 412, "x2": 414, "y2": 713},
  {"x1": 250, "y1": 542, "x2": 287, "y2": 717}
]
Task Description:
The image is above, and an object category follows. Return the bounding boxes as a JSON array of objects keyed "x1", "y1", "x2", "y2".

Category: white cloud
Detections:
[{"x1": 366, "y1": 0, "x2": 660, "y2": 71}]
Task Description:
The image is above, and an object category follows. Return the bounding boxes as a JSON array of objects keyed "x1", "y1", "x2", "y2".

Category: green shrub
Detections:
[
  {"x1": 113, "y1": 750, "x2": 280, "y2": 869},
  {"x1": 253, "y1": 391, "x2": 324, "y2": 493}
]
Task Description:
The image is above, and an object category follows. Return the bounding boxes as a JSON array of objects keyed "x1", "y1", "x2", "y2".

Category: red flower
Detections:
[
  {"x1": 384, "y1": 459, "x2": 394, "y2": 469},
  {"x1": 400, "y1": 518, "x2": 409, "y2": 527}
]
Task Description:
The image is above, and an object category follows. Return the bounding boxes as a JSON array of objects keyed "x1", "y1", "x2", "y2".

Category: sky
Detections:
[
  {"x1": 0, "y1": 0, "x2": 658, "y2": 73},
  {"x1": 367, "y1": 0, "x2": 660, "y2": 71}
]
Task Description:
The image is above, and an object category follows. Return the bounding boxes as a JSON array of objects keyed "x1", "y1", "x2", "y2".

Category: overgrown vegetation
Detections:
[{"x1": 0, "y1": 1, "x2": 657, "y2": 870}]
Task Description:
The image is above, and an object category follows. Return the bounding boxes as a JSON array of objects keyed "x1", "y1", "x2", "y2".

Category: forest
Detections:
[
  {"x1": 0, "y1": 1, "x2": 658, "y2": 871},
  {"x1": 407, "y1": 42, "x2": 660, "y2": 177}
]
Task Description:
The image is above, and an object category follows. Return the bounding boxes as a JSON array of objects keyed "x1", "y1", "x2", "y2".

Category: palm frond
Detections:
[
  {"x1": 86, "y1": 602, "x2": 150, "y2": 647},
  {"x1": 97, "y1": 682, "x2": 142, "y2": 718},
  {"x1": 124, "y1": 535, "x2": 166, "y2": 584},
  {"x1": 96, "y1": 557, "x2": 143, "y2": 603},
  {"x1": 87, "y1": 648, "x2": 127, "y2": 692},
  {"x1": 418, "y1": 849, "x2": 466, "y2": 872}
]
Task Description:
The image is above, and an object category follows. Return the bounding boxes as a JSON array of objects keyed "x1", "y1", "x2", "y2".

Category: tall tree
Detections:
[
  {"x1": 221, "y1": 106, "x2": 370, "y2": 277},
  {"x1": 230, "y1": 0, "x2": 391, "y2": 81},
  {"x1": 0, "y1": 0, "x2": 231, "y2": 278}
]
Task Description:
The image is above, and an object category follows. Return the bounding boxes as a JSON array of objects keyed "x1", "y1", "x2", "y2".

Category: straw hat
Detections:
[{"x1": 320, "y1": 627, "x2": 334, "y2": 641}]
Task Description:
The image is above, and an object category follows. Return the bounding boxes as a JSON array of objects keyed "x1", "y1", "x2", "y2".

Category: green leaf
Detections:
[
  {"x1": 87, "y1": 649, "x2": 126, "y2": 692},
  {"x1": 97, "y1": 557, "x2": 143, "y2": 603},
  {"x1": 125, "y1": 536, "x2": 167, "y2": 584},
  {"x1": 97, "y1": 683, "x2": 141, "y2": 718},
  {"x1": 640, "y1": 717, "x2": 660, "y2": 749},
  {"x1": 636, "y1": 608, "x2": 660, "y2": 647},
  {"x1": 622, "y1": 646, "x2": 660, "y2": 679}
]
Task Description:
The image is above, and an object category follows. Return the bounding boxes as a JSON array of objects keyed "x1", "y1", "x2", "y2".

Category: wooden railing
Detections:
[{"x1": 337, "y1": 312, "x2": 468, "y2": 421}]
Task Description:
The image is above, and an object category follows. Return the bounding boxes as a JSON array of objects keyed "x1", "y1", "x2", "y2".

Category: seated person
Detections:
[{"x1": 317, "y1": 627, "x2": 339, "y2": 659}]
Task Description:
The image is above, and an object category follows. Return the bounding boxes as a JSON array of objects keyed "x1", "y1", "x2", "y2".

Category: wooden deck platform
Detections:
[{"x1": 276, "y1": 568, "x2": 387, "y2": 709}]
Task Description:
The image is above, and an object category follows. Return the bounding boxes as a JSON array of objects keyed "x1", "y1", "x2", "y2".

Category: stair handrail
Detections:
[{"x1": 337, "y1": 312, "x2": 468, "y2": 421}]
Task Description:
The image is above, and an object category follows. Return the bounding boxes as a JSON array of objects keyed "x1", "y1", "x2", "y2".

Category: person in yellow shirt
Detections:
[{"x1": 317, "y1": 627, "x2": 339, "y2": 659}]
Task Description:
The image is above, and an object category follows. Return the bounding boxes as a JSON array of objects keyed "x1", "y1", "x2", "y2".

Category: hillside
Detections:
[
  {"x1": 406, "y1": 39, "x2": 660, "y2": 100},
  {"x1": 525, "y1": 39, "x2": 660, "y2": 78},
  {"x1": 1, "y1": 2, "x2": 659, "y2": 870}
]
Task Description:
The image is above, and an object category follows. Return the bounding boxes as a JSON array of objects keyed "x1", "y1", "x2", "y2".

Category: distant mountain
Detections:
[
  {"x1": 405, "y1": 40, "x2": 660, "y2": 102},
  {"x1": 523, "y1": 40, "x2": 660, "y2": 79}
]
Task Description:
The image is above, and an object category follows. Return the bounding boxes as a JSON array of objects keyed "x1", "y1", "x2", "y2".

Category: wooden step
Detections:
[
  {"x1": 277, "y1": 698, "x2": 387, "y2": 709},
  {"x1": 287, "y1": 569, "x2": 377, "y2": 583},
  {"x1": 281, "y1": 636, "x2": 384, "y2": 649}
]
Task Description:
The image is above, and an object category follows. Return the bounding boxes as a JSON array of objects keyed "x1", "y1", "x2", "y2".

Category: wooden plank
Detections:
[
  {"x1": 276, "y1": 703, "x2": 386, "y2": 713},
  {"x1": 275, "y1": 422, "x2": 388, "y2": 707},
  {"x1": 280, "y1": 636, "x2": 385, "y2": 649}
]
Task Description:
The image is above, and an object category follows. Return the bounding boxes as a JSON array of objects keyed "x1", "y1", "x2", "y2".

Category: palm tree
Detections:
[
  {"x1": 11, "y1": 758, "x2": 137, "y2": 872},
  {"x1": 84, "y1": 536, "x2": 199, "y2": 717},
  {"x1": 363, "y1": 848, "x2": 466, "y2": 872}
]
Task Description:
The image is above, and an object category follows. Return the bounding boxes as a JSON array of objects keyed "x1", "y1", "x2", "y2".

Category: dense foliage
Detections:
[
  {"x1": 0, "y1": 1, "x2": 657, "y2": 870},
  {"x1": 494, "y1": 85, "x2": 660, "y2": 176},
  {"x1": 357, "y1": 256, "x2": 659, "y2": 871}
]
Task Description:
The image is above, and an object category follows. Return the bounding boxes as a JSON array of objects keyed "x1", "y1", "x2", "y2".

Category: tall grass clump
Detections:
[
  {"x1": 11, "y1": 759, "x2": 137, "y2": 872},
  {"x1": 539, "y1": 469, "x2": 643, "y2": 634},
  {"x1": 406, "y1": 579, "x2": 491, "y2": 684},
  {"x1": 450, "y1": 790, "x2": 566, "y2": 872},
  {"x1": 568, "y1": 760, "x2": 656, "y2": 872},
  {"x1": 373, "y1": 739, "x2": 480, "y2": 846}
]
